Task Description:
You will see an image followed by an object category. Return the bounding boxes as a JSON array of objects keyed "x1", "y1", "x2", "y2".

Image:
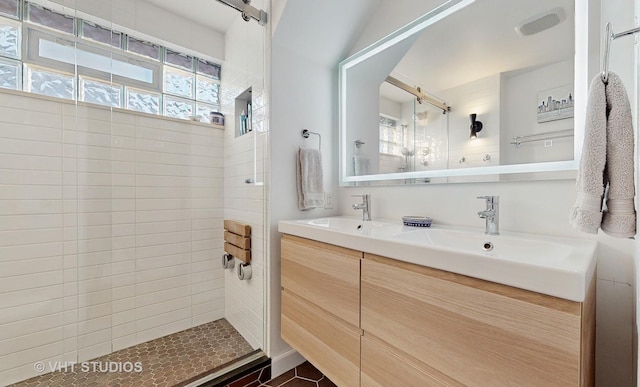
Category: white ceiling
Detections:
[
  {"x1": 383, "y1": 0, "x2": 574, "y2": 101},
  {"x1": 272, "y1": 0, "x2": 383, "y2": 67},
  {"x1": 143, "y1": 0, "x2": 239, "y2": 33}
]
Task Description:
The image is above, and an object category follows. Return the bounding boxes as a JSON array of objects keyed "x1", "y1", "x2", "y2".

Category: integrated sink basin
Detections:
[
  {"x1": 278, "y1": 216, "x2": 597, "y2": 302},
  {"x1": 303, "y1": 217, "x2": 400, "y2": 236},
  {"x1": 395, "y1": 228, "x2": 574, "y2": 265}
]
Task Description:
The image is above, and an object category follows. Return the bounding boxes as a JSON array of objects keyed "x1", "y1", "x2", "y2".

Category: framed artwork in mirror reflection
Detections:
[{"x1": 537, "y1": 84, "x2": 574, "y2": 123}]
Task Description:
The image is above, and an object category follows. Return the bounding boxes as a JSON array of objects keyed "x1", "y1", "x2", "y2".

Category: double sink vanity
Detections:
[
  {"x1": 278, "y1": 215, "x2": 597, "y2": 386},
  {"x1": 282, "y1": 0, "x2": 600, "y2": 383}
]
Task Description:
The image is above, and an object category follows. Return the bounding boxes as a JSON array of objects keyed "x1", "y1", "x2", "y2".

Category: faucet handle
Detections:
[{"x1": 477, "y1": 195, "x2": 498, "y2": 202}]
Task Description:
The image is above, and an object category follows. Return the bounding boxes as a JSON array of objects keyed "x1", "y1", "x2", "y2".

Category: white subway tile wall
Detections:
[
  {"x1": 223, "y1": 130, "x2": 266, "y2": 350},
  {"x1": 221, "y1": 14, "x2": 266, "y2": 351},
  {"x1": 0, "y1": 90, "x2": 225, "y2": 385}
]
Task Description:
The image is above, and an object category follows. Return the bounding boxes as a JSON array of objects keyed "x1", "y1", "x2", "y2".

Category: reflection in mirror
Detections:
[{"x1": 340, "y1": 0, "x2": 590, "y2": 185}]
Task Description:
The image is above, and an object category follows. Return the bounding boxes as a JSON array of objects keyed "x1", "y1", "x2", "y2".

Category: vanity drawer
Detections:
[
  {"x1": 281, "y1": 234, "x2": 361, "y2": 326},
  {"x1": 282, "y1": 290, "x2": 360, "y2": 387},
  {"x1": 361, "y1": 333, "x2": 463, "y2": 387},
  {"x1": 361, "y1": 253, "x2": 584, "y2": 386}
]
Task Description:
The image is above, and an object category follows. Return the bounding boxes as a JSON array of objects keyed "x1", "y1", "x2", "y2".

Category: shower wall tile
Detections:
[
  {"x1": 0, "y1": 91, "x2": 225, "y2": 386},
  {"x1": 222, "y1": 16, "x2": 267, "y2": 351},
  {"x1": 0, "y1": 93, "x2": 66, "y2": 385},
  {"x1": 111, "y1": 110, "x2": 137, "y2": 352}
]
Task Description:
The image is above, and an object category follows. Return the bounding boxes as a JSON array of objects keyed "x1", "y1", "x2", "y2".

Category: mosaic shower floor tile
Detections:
[{"x1": 10, "y1": 319, "x2": 254, "y2": 387}]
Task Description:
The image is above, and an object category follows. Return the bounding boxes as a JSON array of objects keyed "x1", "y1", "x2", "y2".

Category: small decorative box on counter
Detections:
[{"x1": 402, "y1": 216, "x2": 433, "y2": 227}]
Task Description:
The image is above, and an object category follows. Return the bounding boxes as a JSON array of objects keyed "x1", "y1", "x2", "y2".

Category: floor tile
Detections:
[
  {"x1": 10, "y1": 319, "x2": 253, "y2": 387},
  {"x1": 260, "y1": 362, "x2": 336, "y2": 387},
  {"x1": 263, "y1": 369, "x2": 296, "y2": 386}
]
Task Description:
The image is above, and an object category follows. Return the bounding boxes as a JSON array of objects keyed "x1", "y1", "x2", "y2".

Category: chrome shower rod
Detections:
[
  {"x1": 385, "y1": 76, "x2": 450, "y2": 113},
  {"x1": 216, "y1": 0, "x2": 267, "y2": 25}
]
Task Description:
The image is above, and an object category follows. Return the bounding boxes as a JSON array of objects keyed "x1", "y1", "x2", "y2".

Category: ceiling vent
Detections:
[{"x1": 515, "y1": 7, "x2": 566, "y2": 36}]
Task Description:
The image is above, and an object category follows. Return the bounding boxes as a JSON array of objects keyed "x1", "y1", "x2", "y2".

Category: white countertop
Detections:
[{"x1": 278, "y1": 216, "x2": 597, "y2": 302}]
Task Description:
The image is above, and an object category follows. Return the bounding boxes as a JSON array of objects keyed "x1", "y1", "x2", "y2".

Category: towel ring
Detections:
[{"x1": 301, "y1": 129, "x2": 321, "y2": 149}]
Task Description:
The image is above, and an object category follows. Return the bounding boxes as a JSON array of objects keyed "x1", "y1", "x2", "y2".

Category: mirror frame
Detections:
[{"x1": 338, "y1": 0, "x2": 589, "y2": 185}]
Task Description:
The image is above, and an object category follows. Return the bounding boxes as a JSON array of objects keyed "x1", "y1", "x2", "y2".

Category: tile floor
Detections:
[
  {"x1": 222, "y1": 363, "x2": 271, "y2": 387},
  {"x1": 260, "y1": 362, "x2": 336, "y2": 387},
  {"x1": 10, "y1": 319, "x2": 254, "y2": 387}
]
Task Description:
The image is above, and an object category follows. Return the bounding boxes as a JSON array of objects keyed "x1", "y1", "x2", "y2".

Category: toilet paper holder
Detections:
[
  {"x1": 237, "y1": 262, "x2": 252, "y2": 280},
  {"x1": 222, "y1": 253, "x2": 235, "y2": 269}
]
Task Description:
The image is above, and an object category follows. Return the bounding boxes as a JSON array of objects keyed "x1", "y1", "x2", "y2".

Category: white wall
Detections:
[
  {"x1": 270, "y1": 1, "x2": 637, "y2": 384},
  {"x1": 222, "y1": 1, "x2": 268, "y2": 350},
  {"x1": 344, "y1": 36, "x2": 422, "y2": 175},
  {"x1": 268, "y1": 0, "x2": 380, "y2": 373},
  {"x1": 338, "y1": 1, "x2": 636, "y2": 386},
  {"x1": 379, "y1": 96, "x2": 402, "y2": 119},
  {"x1": 440, "y1": 74, "x2": 501, "y2": 172},
  {"x1": 501, "y1": 59, "x2": 575, "y2": 166},
  {"x1": 598, "y1": 1, "x2": 638, "y2": 384},
  {"x1": 0, "y1": 92, "x2": 226, "y2": 385},
  {"x1": 268, "y1": 41, "x2": 340, "y2": 373}
]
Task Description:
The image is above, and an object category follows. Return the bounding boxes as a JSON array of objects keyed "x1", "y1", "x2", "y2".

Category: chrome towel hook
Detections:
[
  {"x1": 601, "y1": 21, "x2": 640, "y2": 83},
  {"x1": 601, "y1": 22, "x2": 614, "y2": 83}
]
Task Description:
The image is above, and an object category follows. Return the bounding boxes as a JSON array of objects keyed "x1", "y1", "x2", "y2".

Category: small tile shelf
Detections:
[{"x1": 235, "y1": 87, "x2": 252, "y2": 137}]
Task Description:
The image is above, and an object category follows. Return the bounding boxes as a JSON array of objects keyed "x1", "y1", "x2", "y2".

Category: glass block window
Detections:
[
  {"x1": 0, "y1": 57, "x2": 19, "y2": 89},
  {"x1": 195, "y1": 74, "x2": 218, "y2": 104},
  {"x1": 25, "y1": 65, "x2": 74, "y2": 100},
  {"x1": 26, "y1": 2, "x2": 74, "y2": 35},
  {"x1": 0, "y1": 0, "x2": 19, "y2": 20},
  {"x1": 0, "y1": 3, "x2": 221, "y2": 121},
  {"x1": 80, "y1": 76, "x2": 121, "y2": 107},
  {"x1": 81, "y1": 20, "x2": 121, "y2": 48},
  {"x1": 165, "y1": 49, "x2": 193, "y2": 71},
  {"x1": 32, "y1": 30, "x2": 157, "y2": 88},
  {"x1": 164, "y1": 95, "x2": 193, "y2": 119},
  {"x1": 164, "y1": 66, "x2": 193, "y2": 98},
  {"x1": 379, "y1": 116, "x2": 402, "y2": 155},
  {"x1": 196, "y1": 103, "x2": 216, "y2": 123},
  {"x1": 126, "y1": 87, "x2": 160, "y2": 115},
  {"x1": 197, "y1": 58, "x2": 220, "y2": 80},
  {"x1": 126, "y1": 36, "x2": 160, "y2": 60},
  {"x1": 0, "y1": 16, "x2": 20, "y2": 58}
]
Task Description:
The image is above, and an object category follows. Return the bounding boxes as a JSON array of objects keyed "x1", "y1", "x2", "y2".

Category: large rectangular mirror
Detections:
[{"x1": 339, "y1": 0, "x2": 596, "y2": 185}]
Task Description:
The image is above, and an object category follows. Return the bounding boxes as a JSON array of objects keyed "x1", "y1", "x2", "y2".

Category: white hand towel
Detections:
[
  {"x1": 570, "y1": 72, "x2": 636, "y2": 237},
  {"x1": 569, "y1": 75, "x2": 607, "y2": 233},
  {"x1": 601, "y1": 73, "x2": 636, "y2": 237},
  {"x1": 296, "y1": 147, "x2": 324, "y2": 210},
  {"x1": 353, "y1": 155, "x2": 369, "y2": 176}
]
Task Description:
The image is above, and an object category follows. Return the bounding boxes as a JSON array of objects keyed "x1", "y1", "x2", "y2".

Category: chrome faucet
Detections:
[
  {"x1": 477, "y1": 195, "x2": 499, "y2": 235},
  {"x1": 352, "y1": 194, "x2": 371, "y2": 221}
]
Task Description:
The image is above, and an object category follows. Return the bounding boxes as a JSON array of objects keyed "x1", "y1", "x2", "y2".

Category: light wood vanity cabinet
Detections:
[
  {"x1": 361, "y1": 254, "x2": 595, "y2": 387},
  {"x1": 280, "y1": 236, "x2": 595, "y2": 387},
  {"x1": 280, "y1": 235, "x2": 362, "y2": 387}
]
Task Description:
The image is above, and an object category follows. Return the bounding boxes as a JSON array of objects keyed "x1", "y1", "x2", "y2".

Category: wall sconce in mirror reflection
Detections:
[{"x1": 469, "y1": 113, "x2": 483, "y2": 139}]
